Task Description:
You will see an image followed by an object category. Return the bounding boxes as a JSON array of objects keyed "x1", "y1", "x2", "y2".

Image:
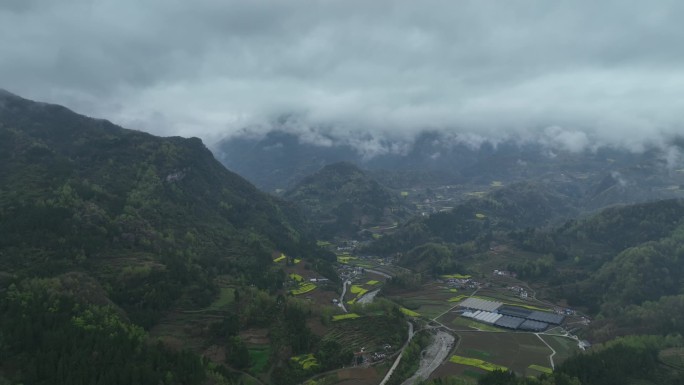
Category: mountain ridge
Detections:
[
  {"x1": 215, "y1": 129, "x2": 684, "y2": 198},
  {"x1": 0, "y1": 91, "x2": 329, "y2": 324}
]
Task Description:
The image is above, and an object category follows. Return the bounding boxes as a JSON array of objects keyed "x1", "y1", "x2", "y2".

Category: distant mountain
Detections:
[
  {"x1": 212, "y1": 130, "x2": 477, "y2": 191},
  {"x1": 284, "y1": 162, "x2": 409, "y2": 238},
  {"x1": 214, "y1": 130, "x2": 684, "y2": 205},
  {"x1": 0, "y1": 90, "x2": 326, "y2": 322},
  {"x1": 215, "y1": 130, "x2": 358, "y2": 192}
]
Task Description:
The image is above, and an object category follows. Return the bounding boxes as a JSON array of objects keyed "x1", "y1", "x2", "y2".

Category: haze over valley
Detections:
[{"x1": 2, "y1": 2, "x2": 684, "y2": 385}]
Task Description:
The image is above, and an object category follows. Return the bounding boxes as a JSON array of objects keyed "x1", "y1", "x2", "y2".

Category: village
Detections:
[{"x1": 272, "y1": 235, "x2": 592, "y2": 385}]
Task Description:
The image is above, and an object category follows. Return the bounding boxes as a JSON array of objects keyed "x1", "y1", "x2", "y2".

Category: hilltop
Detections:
[{"x1": 284, "y1": 162, "x2": 409, "y2": 238}]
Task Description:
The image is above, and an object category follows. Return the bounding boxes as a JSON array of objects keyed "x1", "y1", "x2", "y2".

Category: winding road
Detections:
[
  {"x1": 379, "y1": 321, "x2": 414, "y2": 385},
  {"x1": 339, "y1": 280, "x2": 351, "y2": 313},
  {"x1": 535, "y1": 333, "x2": 556, "y2": 369}
]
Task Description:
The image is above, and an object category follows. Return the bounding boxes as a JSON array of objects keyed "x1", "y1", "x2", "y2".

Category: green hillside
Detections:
[
  {"x1": 506, "y1": 199, "x2": 684, "y2": 340},
  {"x1": 285, "y1": 161, "x2": 408, "y2": 238},
  {"x1": 0, "y1": 91, "x2": 333, "y2": 385},
  {"x1": 366, "y1": 181, "x2": 579, "y2": 258}
]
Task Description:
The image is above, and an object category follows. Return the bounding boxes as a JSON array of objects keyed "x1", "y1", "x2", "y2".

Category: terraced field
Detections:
[{"x1": 323, "y1": 316, "x2": 407, "y2": 353}]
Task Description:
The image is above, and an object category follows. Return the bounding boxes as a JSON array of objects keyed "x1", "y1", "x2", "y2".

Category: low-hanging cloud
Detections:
[{"x1": 1, "y1": 0, "x2": 683, "y2": 152}]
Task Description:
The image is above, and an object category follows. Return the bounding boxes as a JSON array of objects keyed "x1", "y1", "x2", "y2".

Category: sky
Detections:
[{"x1": 1, "y1": 0, "x2": 683, "y2": 152}]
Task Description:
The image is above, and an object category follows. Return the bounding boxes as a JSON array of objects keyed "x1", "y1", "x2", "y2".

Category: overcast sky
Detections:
[{"x1": 1, "y1": 0, "x2": 683, "y2": 151}]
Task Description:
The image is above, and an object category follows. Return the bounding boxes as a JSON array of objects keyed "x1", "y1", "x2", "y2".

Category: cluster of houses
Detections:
[
  {"x1": 492, "y1": 269, "x2": 517, "y2": 278},
  {"x1": 357, "y1": 254, "x2": 395, "y2": 266},
  {"x1": 337, "y1": 264, "x2": 364, "y2": 282},
  {"x1": 554, "y1": 307, "x2": 577, "y2": 316},
  {"x1": 414, "y1": 195, "x2": 456, "y2": 215},
  {"x1": 444, "y1": 277, "x2": 484, "y2": 291},
  {"x1": 508, "y1": 285, "x2": 529, "y2": 299},
  {"x1": 336, "y1": 240, "x2": 359, "y2": 252},
  {"x1": 353, "y1": 344, "x2": 393, "y2": 366}
]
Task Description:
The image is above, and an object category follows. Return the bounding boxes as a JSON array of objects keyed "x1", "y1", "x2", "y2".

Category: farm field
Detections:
[
  {"x1": 305, "y1": 366, "x2": 386, "y2": 385},
  {"x1": 292, "y1": 282, "x2": 317, "y2": 295},
  {"x1": 528, "y1": 364, "x2": 553, "y2": 375},
  {"x1": 337, "y1": 255, "x2": 376, "y2": 269},
  {"x1": 343, "y1": 273, "x2": 388, "y2": 304},
  {"x1": 467, "y1": 288, "x2": 551, "y2": 311},
  {"x1": 323, "y1": 316, "x2": 407, "y2": 353},
  {"x1": 430, "y1": 362, "x2": 480, "y2": 383},
  {"x1": 539, "y1": 334, "x2": 580, "y2": 363},
  {"x1": 447, "y1": 316, "x2": 502, "y2": 332},
  {"x1": 336, "y1": 254, "x2": 405, "y2": 277},
  {"x1": 659, "y1": 347, "x2": 684, "y2": 370},
  {"x1": 332, "y1": 313, "x2": 361, "y2": 321},
  {"x1": 388, "y1": 282, "x2": 469, "y2": 319},
  {"x1": 449, "y1": 355, "x2": 507, "y2": 371},
  {"x1": 150, "y1": 311, "x2": 223, "y2": 352},
  {"x1": 434, "y1": 331, "x2": 553, "y2": 379},
  {"x1": 283, "y1": 260, "x2": 339, "y2": 308},
  {"x1": 207, "y1": 287, "x2": 235, "y2": 310},
  {"x1": 248, "y1": 344, "x2": 271, "y2": 374}
]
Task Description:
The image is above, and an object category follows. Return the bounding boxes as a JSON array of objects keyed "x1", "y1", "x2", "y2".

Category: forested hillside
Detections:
[
  {"x1": 0, "y1": 91, "x2": 333, "y2": 384},
  {"x1": 506, "y1": 199, "x2": 684, "y2": 340},
  {"x1": 284, "y1": 162, "x2": 408, "y2": 238},
  {"x1": 367, "y1": 186, "x2": 684, "y2": 342},
  {"x1": 366, "y1": 181, "x2": 579, "y2": 259}
]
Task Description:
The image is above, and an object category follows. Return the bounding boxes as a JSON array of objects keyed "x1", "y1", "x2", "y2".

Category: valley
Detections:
[
  {"x1": 4, "y1": 2, "x2": 684, "y2": 384},
  {"x1": 298, "y1": 238, "x2": 585, "y2": 385},
  {"x1": 1, "y1": 91, "x2": 683, "y2": 385}
]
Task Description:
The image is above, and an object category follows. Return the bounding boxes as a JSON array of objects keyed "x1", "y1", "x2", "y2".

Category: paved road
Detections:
[
  {"x1": 379, "y1": 322, "x2": 414, "y2": 385},
  {"x1": 339, "y1": 280, "x2": 351, "y2": 313}
]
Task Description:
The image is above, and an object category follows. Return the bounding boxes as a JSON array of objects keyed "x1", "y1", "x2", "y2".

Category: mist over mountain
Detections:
[
  {"x1": 4, "y1": 1, "x2": 684, "y2": 383},
  {"x1": 215, "y1": 127, "x2": 684, "y2": 195},
  {"x1": 4, "y1": 1, "x2": 684, "y2": 154}
]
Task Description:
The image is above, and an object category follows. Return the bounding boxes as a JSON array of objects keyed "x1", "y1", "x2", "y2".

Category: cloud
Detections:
[
  {"x1": 542, "y1": 126, "x2": 590, "y2": 153},
  {"x1": 1, "y1": 0, "x2": 683, "y2": 151}
]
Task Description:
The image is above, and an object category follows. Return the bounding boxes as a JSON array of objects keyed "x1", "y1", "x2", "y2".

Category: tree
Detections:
[{"x1": 226, "y1": 336, "x2": 250, "y2": 369}]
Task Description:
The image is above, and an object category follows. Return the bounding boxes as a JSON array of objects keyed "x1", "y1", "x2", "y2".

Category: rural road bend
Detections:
[
  {"x1": 339, "y1": 280, "x2": 350, "y2": 313},
  {"x1": 379, "y1": 321, "x2": 414, "y2": 385}
]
